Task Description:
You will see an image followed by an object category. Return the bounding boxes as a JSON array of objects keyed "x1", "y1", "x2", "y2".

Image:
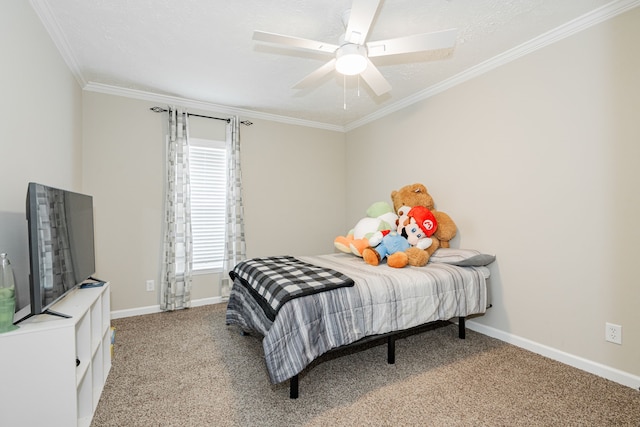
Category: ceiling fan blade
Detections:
[
  {"x1": 359, "y1": 59, "x2": 391, "y2": 96},
  {"x1": 293, "y1": 58, "x2": 337, "y2": 89},
  {"x1": 253, "y1": 30, "x2": 338, "y2": 54},
  {"x1": 366, "y1": 28, "x2": 458, "y2": 58},
  {"x1": 344, "y1": 0, "x2": 381, "y2": 44}
]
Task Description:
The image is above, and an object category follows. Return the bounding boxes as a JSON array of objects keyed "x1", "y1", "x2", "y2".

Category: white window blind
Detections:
[{"x1": 189, "y1": 138, "x2": 226, "y2": 271}]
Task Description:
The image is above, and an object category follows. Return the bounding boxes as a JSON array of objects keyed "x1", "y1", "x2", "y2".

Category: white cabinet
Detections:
[{"x1": 0, "y1": 283, "x2": 111, "y2": 427}]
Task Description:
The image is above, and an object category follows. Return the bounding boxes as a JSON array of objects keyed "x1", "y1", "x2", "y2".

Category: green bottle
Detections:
[{"x1": 0, "y1": 253, "x2": 19, "y2": 332}]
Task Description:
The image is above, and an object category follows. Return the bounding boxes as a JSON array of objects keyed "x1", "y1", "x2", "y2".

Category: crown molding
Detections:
[
  {"x1": 83, "y1": 82, "x2": 345, "y2": 133},
  {"x1": 344, "y1": 0, "x2": 640, "y2": 132}
]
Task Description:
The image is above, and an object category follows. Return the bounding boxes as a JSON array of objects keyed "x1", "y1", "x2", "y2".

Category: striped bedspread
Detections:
[{"x1": 225, "y1": 253, "x2": 489, "y2": 384}]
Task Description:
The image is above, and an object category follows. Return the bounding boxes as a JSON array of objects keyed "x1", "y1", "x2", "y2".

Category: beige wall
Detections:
[
  {"x1": 0, "y1": 1, "x2": 82, "y2": 311},
  {"x1": 240, "y1": 119, "x2": 348, "y2": 257},
  {"x1": 82, "y1": 92, "x2": 347, "y2": 312},
  {"x1": 345, "y1": 8, "x2": 640, "y2": 377}
]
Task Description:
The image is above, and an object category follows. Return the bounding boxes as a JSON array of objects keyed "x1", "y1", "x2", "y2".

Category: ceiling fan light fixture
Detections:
[{"x1": 335, "y1": 44, "x2": 368, "y2": 75}]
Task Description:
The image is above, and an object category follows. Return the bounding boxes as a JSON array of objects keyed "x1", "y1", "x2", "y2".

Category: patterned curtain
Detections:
[
  {"x1": 219, "y1": 116, "x2": 246, "y2": 298},
  {"x1": 161, "y1": 107, "x2": 192, "y2": 310}
]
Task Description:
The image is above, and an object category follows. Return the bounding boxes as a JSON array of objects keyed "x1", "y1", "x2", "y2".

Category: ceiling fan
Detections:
[{"x1": 253, "y1": 0, "x2": 458, "y2": 96}]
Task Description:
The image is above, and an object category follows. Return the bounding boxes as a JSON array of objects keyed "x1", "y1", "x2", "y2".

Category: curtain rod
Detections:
[{"x1": 150, "y1": 106, "x2": 252, "y2": 126}]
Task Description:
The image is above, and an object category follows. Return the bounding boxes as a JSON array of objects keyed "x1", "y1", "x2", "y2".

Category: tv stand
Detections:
[
  {"x1": 0, "y1": 282, "x2": 111, "y2": 427},
  {"x1": 43, "y1": 308, "x2": 72, "y2": 319}
]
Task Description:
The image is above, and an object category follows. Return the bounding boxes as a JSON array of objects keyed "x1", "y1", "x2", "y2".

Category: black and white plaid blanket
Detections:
[{"x1": 229, "y1": 256, "x2": 354, "y2": 321}]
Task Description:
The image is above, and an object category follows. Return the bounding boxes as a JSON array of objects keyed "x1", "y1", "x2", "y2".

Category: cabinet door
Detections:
[{"x1": 0, "y1": 325, "x2": 77, "y2": 426}]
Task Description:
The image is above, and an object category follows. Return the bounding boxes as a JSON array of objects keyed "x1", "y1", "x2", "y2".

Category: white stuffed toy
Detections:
[{"x1": 334, "y1": 201, "x2": 398, "y2": 257}]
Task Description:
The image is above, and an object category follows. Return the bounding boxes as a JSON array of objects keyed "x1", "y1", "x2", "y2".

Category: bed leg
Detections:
[
  {"x1": 458, "y1": 317, "x2": 466, "y2": 339},
  {"x1": 387, "y1": 336, "x2": 396, "y2": 364},
  {"x1": 290, "y1": 375, "x2": 299, "y2": 399}
]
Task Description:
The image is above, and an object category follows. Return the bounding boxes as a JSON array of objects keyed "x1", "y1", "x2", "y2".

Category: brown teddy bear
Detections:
[{"x1": 390, "y1": 183, "x2": 457, "y2": 266}]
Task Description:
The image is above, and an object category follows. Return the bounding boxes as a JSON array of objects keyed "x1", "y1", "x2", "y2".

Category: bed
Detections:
[{"x1": 225, "y1": 249, "x2": 495, "y2": 398}]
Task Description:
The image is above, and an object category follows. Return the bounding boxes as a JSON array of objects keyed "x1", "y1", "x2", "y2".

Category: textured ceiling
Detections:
[{"x1": 30, "y1": 0, "x2": 634, "y2": 130}]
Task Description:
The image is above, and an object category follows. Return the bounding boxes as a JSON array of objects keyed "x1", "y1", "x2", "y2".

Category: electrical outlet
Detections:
[
  {"x1": 146, "y1": 280, "x2": 155, "y2": 292},
  {"x1": 605, "y1": 322, "x2": 622, "y2": 345}
]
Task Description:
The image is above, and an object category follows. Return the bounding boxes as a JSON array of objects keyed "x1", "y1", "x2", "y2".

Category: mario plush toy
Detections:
[
  {"x1": 362, "y1": 206, "x2": 438, "y2": 268},
  {"x1": 401, "y1": 206, "x2": 438, "y2": 250}
]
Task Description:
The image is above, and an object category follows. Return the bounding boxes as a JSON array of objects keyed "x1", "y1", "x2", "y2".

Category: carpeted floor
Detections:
[{"x1": 92, "y1": 304, "x2": 640, "y2": 426}]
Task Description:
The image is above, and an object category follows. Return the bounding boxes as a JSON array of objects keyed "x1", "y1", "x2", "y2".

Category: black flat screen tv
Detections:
[{"x1": 21, "y1": 182, "x2": 96, "y2": 321}]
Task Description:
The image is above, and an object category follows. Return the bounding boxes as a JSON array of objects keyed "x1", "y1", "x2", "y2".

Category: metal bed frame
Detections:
[{"x1": 284, "y1": 317, "x2": 466, "y2": 399}]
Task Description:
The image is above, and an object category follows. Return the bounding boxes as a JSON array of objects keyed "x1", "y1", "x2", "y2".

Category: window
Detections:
[{"x1": 189, "y1": 138, "x2": 226, "y2": 272}]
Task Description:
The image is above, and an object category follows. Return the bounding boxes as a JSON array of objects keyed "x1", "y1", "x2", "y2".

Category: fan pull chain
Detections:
[{"x1": 343, "y1": 75, "x2": 347, "y2": 110}]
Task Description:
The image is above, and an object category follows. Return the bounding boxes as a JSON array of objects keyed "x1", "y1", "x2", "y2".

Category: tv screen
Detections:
[{"x1": 22, "y1": 182, "x2": 96, "y2": 320}]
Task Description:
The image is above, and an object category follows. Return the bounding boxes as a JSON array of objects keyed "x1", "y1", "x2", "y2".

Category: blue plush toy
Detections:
[{"x1": 362, "y1": 230, "x2": 410, "y2": 268}]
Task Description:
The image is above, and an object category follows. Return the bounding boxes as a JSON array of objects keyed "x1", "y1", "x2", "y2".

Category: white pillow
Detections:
[{"x1": 429, "y1": 248, "x2": 496, "y2": 267}]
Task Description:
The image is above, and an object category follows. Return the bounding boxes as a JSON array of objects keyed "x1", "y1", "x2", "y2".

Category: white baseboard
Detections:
[
  {"x1": 110, "y1": 296, "x2": 225, "y2": 319},
  {"x1": 466, "y1": 319, "x2": 640, "y2": 391}
]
